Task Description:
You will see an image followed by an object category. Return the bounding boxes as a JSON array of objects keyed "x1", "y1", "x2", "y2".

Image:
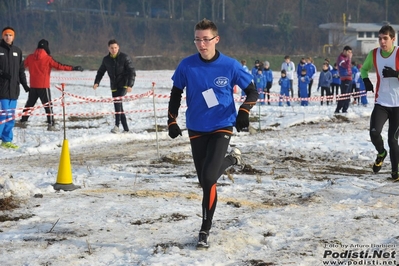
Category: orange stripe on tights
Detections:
[{"x1": 209, "y1": 184, "x2": 216, "y2": 210}]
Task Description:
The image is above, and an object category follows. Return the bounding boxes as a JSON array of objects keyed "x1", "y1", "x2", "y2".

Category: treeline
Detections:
[{"x1": 0, "y1": 0, "x2": 397, "y2": 58}]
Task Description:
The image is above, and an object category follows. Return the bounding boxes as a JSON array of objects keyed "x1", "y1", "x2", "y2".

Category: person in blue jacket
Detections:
[
  {"x1": 296, "y1": 58, "x2": 307, "y2": 79},
  {"x1": 167, "y1": 18, "x2": 258, "y2": 250},
  {"x1": 251, "y1": 59, "x2": 260, "y2": 77},
  {"x1": 240, "y1": 59, "x2": 251, "y2": 98},
  {"x1": 263, "y1": 61, "x2": 273, "y2": 105},
  {"x1": 330, "y1": 63, "x2": 341, "y2": 103},
  {"x1": 254, "y1": 68, "x2": 266, "y2": 105},
  {"x1": 351, "y1": 61, "x2": 359, "y2": 104},
  {"x1": 296, "y1": 58, "x2": 306, "y2": 97},
  {"x1": 278, "y1": 69, "x2": 291, "y2": 106},
  {"x1": 355, "y1": 64, "x2": 368, "y2": 106},
  {"x1": 317, "y1": 63, "x2": 333, "y2": 105},
  {"x1": 304, "y1": 57, "x2": 316, "y2": 97},
  {"x1": 298, "y1": 68, "x2": 310, "y2": 106}
]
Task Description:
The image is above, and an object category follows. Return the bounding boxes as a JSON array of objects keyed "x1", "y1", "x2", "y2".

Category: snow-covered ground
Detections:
[{"x1": 1, "y1": 70, "x2": 398, "y2": 266}]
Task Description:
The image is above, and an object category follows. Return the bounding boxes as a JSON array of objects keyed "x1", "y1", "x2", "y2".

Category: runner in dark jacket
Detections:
[
  {"x1": 93, "y1": 39, "x2": 136, "y2": 133},
  {"x1": 0, "y1": 26, "x2": 29, "y2": 149}
]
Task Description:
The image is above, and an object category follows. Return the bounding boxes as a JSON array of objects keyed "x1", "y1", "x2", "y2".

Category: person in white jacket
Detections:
[{"x1": 281, "y1": 55, "x2": 296, "y2": 98}]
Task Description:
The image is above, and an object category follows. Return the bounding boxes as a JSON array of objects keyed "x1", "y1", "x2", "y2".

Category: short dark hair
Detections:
[
  {"x1": 343, "y1": 45, "x2": 352, "y2": 51},
  {"x1": 284, "y1": 55, "x2": 290, "y2": 60},
  {"x1": 379, "y1": 25, "x2": 395, "y2": 39},
  {"x1": 108, "y1": 39, "x2": 118, "y2": 46},
  {"x1": 194, "y1": 18, "x2": 218, "y2": 36}
]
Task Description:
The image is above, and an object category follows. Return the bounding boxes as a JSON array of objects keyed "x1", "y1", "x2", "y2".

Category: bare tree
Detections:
[
  {"x1": 97, "y1": 0, "x2": 108, "y2": 26},
  {"x1": 169, "y1": 0, "x2": 175, "y2": 19},
  {"x1": 211, "y1": 0, "x2": 216, "y2": 21},
  {"x1": 198, "y1": 0, "x2": 201, "y2": 21},
  {"x1": 180, "y1": 0, "x2": 184, "y2": 20},
  {"x1": 107, "y1": 0, "x2": 113, "y2": 16}
]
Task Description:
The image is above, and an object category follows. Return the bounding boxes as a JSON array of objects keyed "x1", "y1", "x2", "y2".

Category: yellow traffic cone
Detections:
[{"x1": 53, "y1": 139, "x2": 80, "y2": 191}]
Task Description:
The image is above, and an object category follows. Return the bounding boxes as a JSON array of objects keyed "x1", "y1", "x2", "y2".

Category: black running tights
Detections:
[
  {"x1": 189, "y1": 128, "x2": 235, "y2": 232},
  {"x1": 370, "y1": 104, "x2": 399, "y2": 173}
]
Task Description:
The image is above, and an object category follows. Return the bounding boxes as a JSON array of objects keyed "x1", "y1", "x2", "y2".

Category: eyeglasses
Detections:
[{"x1": 193, "y1": 36, "x2": 218, "y2": 44}]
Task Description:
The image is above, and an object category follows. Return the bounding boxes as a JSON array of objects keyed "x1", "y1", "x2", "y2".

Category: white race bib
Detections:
[{"x1": 202, "y1": 88, "x2": 219, "y2": 108}]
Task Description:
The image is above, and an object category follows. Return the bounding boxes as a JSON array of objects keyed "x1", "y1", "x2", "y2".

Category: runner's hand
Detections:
[
  {"x1": 168, "y1": 119, "x2": 182, "y2": 139},
  {"x1": 363, "y1": 78, "x2": 374, "y2": 93},
  {"x1": 235, "y1": 109, "x2": 249, "y2": 132},
  {"x1": 382, "y1": 66, "x2": 399, "y2": 78}
]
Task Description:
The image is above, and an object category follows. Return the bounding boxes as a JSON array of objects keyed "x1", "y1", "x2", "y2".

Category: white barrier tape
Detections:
[
  {"x1": 236, "y1": 90, "x2": 367, "y2": 103},
  {"x1": 0, "y1": 81, "x2": 370, "y2": 125}
]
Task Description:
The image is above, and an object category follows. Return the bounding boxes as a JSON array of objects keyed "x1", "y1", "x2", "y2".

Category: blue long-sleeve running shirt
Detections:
[{"x1": 172, "y1": 52, "x2": 253, "y2": 132}]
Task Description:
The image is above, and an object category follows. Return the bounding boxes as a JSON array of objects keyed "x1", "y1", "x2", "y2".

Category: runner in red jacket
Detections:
[{"x1": 21, "y1": 39, "x2": 83, "y2": 131}]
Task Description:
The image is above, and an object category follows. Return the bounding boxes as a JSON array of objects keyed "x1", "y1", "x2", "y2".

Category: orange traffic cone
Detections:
[{"x1": 53, "y1": 139, "x2": 80, "y2": 191}]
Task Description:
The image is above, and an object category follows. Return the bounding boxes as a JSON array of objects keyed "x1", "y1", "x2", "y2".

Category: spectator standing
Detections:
[
  {"x1": 354, "y1": 64, "x2": 367, "y2": 106},
  {"x1": 278, "y1": 69, "x2": 291, "y2": 106},
  {"x1": 21, "y1": 39, "x2": 84, "y2": 131},
  {"x1": 305, "y1": 56, "x2": 317, "y2": 97},
  {"x1": 298, "y1": 68, "x2": 310, "y2": 106},
  {"x1": 281, "y1": 55, "x2": 295, "y2": 98},
  {"x1": 241, "y1": 59, "x2": 251, "y2": 98},
  {"x1": 93, "y1": 39, "x2": 136, "y2": 133},
  {"x1": 254, "y1": 68, "x2": 266, "y2": 105},
  {"x1": 167, "y1": 19, "x2": 258, "y2": 249},
  {"x1": 361, "y1": 25, "x2": 399, "y2": 180},
  {"x1": 334, "y1": 45, "x2": 353, "y2": 113},
  {"x1": 263, "y1": 61, "x2": 273, "y2": 105},
  {"x1": 351, "y1": 61, "x2": 359, "y2": 104},
  {"x1": 0, "y1": 26, "x2": 29, "y2": 149},
  {"x1": 251, "y1": 60, "x2": 260, "y2": 77},
  {"x1": 296, "y1": 58, "x2": 307, "y2": 96},
  {"x1": 324, "y1": 58, "x2": 333, "y2": 71},
  {"x1": 330, "y1": 63, "x2": 341, "y2": 102},
  {"x1": 317, "y1": 63, "x2": 333, "y2": 105},
  {"x1": 241, "y1": 59, "x2": 250, "y2": 73}
]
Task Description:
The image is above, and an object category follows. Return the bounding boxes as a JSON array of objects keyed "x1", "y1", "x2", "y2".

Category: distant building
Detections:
[{"x1": 319, "y1": 21, "x2": 399, "y2": 55}]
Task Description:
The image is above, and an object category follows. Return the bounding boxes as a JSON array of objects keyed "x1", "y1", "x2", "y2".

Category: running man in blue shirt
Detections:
[{"x1": 167, "y1": 19, "x2": 258, "y2": 249}]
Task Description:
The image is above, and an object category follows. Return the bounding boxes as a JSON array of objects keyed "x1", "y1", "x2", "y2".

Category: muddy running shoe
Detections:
[
  {"x1": 230, "y1": 147, "x2": 243, "y2": 166},
  {"x1": 391, "y1": 172, "x2": 399, "y2": 182},
  {"x1": 372, "y1": 149, "x2": 387, "y2": 173},
  {"x1": 110, "y1": 126, "x2": 119, "y2": 134},
  {"x1": 196, "y1": 231, "x2": 210, "y2": 250},
  {"x1": 1, "y1": 142, "x2": 19, "y2": 149}
]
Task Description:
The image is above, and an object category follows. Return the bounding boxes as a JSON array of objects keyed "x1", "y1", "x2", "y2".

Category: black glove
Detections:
[
  {"x1": 23, "y1": 84, "x2": 30, "y2": 92},
  {"x1": 235, "y1": 109, "x2": 249, "y2": 132},
  {"x1": 0, "y1": 69, "x2": 11, "y2": 80},
  {"x1": 73, "y1": 66, "x2": 84, "y2": 71},
  {"x1": 363, "y1": 78, "x2": 374, "y2": 93},
  {"x1": 382, "y1": 66, "x2": 399, "y2": 78},
  {"x1": 168, "y1": 119, "x2": 182, "y2": 139}
]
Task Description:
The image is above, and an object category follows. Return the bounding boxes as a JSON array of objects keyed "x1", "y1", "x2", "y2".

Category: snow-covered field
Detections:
[{"x1": 1, "y1": 70, "x2": 398, "y2": 266}]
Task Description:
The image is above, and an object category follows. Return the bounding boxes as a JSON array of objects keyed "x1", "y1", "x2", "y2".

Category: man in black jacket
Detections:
[
  {"x1": 0, "y1": 26, "x2": 29, "y2": 149},
  {"x1": 93, "y1": 39, "x2": 136, "y2": 133}
]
